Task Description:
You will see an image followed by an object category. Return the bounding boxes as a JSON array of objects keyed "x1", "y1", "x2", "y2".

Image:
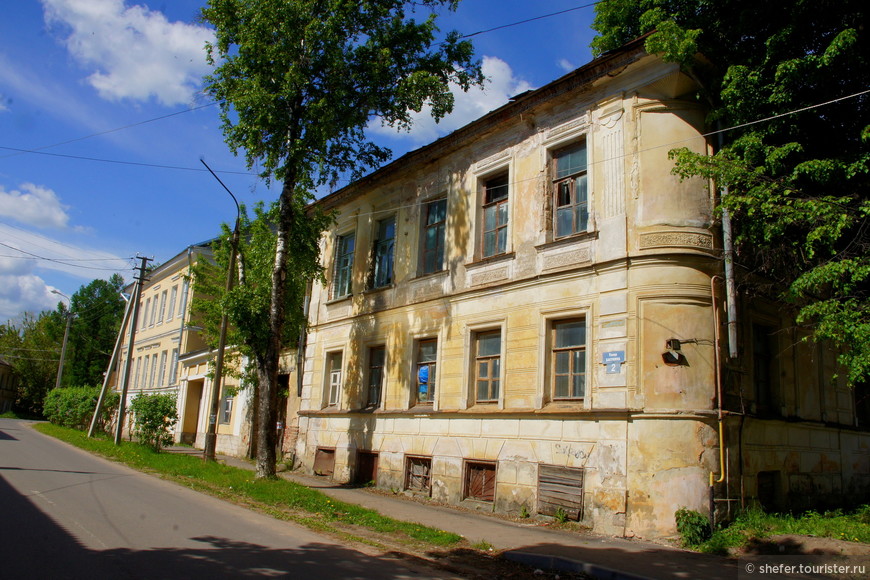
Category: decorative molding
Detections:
[
  {"x1": 542, "y1": 248, "x2": 591, "y2": 270},
  {"x1": 471, "y1": 267, "x2": 509, "y2": 286},
  {"x1": 544, "y1": 115, "x2": 588, "y2": 144},
  {"x1": 474, "y1": 150, "x2": 511, "y2": 175},
  {"x1": 639, "y1": 231, "x2": 714, "y2": 250}
]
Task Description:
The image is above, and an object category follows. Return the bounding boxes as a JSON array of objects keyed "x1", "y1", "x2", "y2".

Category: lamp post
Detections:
[
  {"x1": 201, "y1": 159, "x2": 241, "y2": 462},
  {"x1": 51, "y1": 290, "x2": 73, "y2": 390}
]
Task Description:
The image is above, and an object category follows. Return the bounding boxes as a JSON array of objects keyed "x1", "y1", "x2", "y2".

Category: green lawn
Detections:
[{"x1": 34, "y1": 423, "x2": 463, "y2": 548}]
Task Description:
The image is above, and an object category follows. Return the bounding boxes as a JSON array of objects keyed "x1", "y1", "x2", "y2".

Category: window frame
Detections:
[
  {"x1": 220, "y1": 387, "x2": 233, "y2": 424},
  {"x1": 169, "y1": 348, "x2": 179, "y2": 386},
  {"x1": 405, "y1": 455, "x2": 433, "y2": 494},
  {"x1": 474, "y1": 329, "x2": 502, "y2": 403},
  {"x1": 414, "y1": 338, "x2": 437, "y2": 405},
  {"x1": 366, "y1": 345, "x2": 386, "y2": 408},
  {"x1": 551, "y1": 141, "x2": 589, "y2": 239},
  {"x1": 370, "y1": 216, "x2": 396, "y2": 289},
  {"x1": 167, "y1": 285, "x2": 178, "y2": 322},
  {"x1": 332, "y1": 232, "x2": 356, "y2": 299},
  {"x1": 326, "y1": 351, "x2": 343, "y2": 407},
  {"x1": 420, "y1": 198, "x2": 447, "y2": 275},
  {"x1": 550, "y1": 318, "x2": 587, "y2": 401},
  {"x1": 158, "y1": 350, "x2": 167, "y2": 387},
  {"x1": 463, "y1": 460, "x2": 497, "y2": 502},
  {"x1": 480, "y1": 172, "x2": 510, "y2": 258}
]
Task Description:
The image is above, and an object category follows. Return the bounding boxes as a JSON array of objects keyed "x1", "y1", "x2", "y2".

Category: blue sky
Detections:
[{"x1": 0, "y1": 0, "x2": 598, "y2": 322}]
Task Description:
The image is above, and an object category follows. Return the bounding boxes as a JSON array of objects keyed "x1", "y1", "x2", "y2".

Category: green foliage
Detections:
[
  {"x1": 0, "y1": 310, "x2": 66, "y2": 415},
  {"x1": 43, "y1": 386, "x2": 119, "y2": 431},
  {"x1": 519, "y1": 505, "x2": 530, "y2": 519},
  {"x1": 554, "y1": 507, "x2": 569, "y2": 523},
  {"x1": 592, "y1": 0, "x2": 870, "y2": 384},
  {"x1": 687, "y1": 507, "x2": 870, "y2": 554},
  {"x1": 129, "y1": 393, "x2": 178, "y2": 452},
  {"x1": 200, "y1": 0, "x2": 482, "y2": 476},
  {"x1": 34, "y1": 422, "x2": 463, "y2": 547},
  {"x1": 66, "y1": 274, "x2": 126, "y2": 387},
  {"x1": 675, "y1": 507, "x2": 712, "y2": 547}
]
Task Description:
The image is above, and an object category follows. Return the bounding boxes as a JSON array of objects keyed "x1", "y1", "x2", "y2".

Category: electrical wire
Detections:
[{"x1": 460, "y1": 2, "x2": 601, "y2": 39}]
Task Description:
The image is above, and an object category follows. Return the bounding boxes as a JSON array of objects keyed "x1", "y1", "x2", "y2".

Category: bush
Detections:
[
  {"x1": 43, "y1": 386, "x2": 120, "y2": 431},
  {"x1": 129, "y1": 393, "x2": 178, "y2": 452},
  {"x1": 675, "y1": 507, "x2": 712, "y2": 547}
]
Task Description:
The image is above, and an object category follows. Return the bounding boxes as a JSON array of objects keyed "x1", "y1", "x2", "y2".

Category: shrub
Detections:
[
  {"x1": 43, "y1": 386, "x2": 119, "y2": 431},
  {"x1": 129, "y1": 393, "x2": 178, "y2": 452},
  {"x1": 675, "y1": 507, "x2": 712, "y2": 547}
]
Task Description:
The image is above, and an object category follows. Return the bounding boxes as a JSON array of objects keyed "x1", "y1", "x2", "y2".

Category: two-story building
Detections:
[{"x1": 291, "y1": 38, "x2": 870, "y2": 538}]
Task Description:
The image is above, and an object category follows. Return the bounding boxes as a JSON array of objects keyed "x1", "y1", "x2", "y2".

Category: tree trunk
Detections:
[{"x1": 255, "y1": 177, "x2": 297, "y2": 478}]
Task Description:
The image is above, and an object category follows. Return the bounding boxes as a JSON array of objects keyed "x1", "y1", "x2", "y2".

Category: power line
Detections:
[
  {"x1": 460, "y1": 2, "x2": 601, "y2": 39},
  {"x1": 0, "y1": 242, "x2": 134, "y2": 272}
]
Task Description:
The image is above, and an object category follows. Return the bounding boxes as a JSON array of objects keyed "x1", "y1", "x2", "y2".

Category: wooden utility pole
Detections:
[
  {"x1": 114, "y1": 256, "x2": 151, "y2": 445},
  {"x1": 88, "y1": 290, "x2": 135, "y2": 437}
]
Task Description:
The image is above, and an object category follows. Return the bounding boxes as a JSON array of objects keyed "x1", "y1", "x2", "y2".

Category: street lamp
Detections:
[
  {"x1": 51, "y1": 290, "x2": 73, "y2": 390},
  {"x1": 201, "y1": 159, "x2": 241, "y2": 462}
]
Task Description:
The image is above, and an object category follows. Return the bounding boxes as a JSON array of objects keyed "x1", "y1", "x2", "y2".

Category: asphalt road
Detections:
[{"x1": 0, "y1": 419, "x2": 457, "y2": 579}]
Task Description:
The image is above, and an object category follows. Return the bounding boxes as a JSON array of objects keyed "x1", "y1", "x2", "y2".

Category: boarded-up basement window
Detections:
[
  {"x1": 464, "y1": 461, "x2": 496, "y2": 502},
  {"x1": 405, "y1": 456, "x2": 432, "y2": 493},
  {"x1": 537, "y1": 464, "x2": 584, "y2": 520},
  {"x1": 313, "y1": 447, "x2": 335, "y2": 477}
]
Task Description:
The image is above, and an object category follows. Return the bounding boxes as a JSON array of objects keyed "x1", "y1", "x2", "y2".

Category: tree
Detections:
[
  {"x1": 592, "y1": 0, "x2": 870, "y2": 384},
  {"x1": 0, "y1": 310, "x2": 65, "y2": 415},
  {"x1": 130, "y1": 392, "x2": 179, "y2": 452},
  {"x1": 66, "y1": 274, "x2": 126, "y2": 387},
  {"x1": 201, "y1": 0, "x2": 482, "y2": 477}
]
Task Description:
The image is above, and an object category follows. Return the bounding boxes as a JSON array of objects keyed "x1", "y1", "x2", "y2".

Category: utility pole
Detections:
[
  {"x1": 51, "y1": 290, "x2": 73, "y2": 391},
  {"x1": 88, "y1": 291, "x2": 135, "y2": 438},
  {"x1": 114, "y1": 256, "x2": 151, "y2": 445},
  {"x1": 201, "y1": 158, "x2": 240, "y2": 462}
]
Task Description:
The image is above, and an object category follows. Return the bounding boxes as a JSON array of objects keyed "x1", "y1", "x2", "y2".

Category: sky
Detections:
[{"x1": 0, "y1": 0, "x2": 599, "y2": 323}]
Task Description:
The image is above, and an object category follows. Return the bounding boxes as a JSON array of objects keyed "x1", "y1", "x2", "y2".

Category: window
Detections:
[
  {"x1": 552, "y1": 319, "x2": 586, "y2": 399},
  {"x1": 415, "y1": 339, "x2": 437, "y2": 404},
  {"x1": 538, "y1": 464, "x2": 584, "y2": 520},
  {"x1": 482, "y1": 173, "x2": 509, "y2": 257},
  {"x1": 178, "y1": 279, "x2": 189, "y2": 318},
  {"x1": 158, "y1": 351, "x2": 167, "y2": 387},
  {"x1": 157, "y1": 291, "x2": 167, "y2": 324},
  {"x1": 142, "y1": 355, "x2": 150, "y2": 388},
  {"x1": 221, "y1": 388, "x2": 233, "y2": 424},
  {"x1": 421, "y1": 199, "x2": 446, "y2": 274},
  {"x1": 150, "y1": 355, "x2": 158, "y2": 388},
  {"x1": 474, "y1": 330, "x2": 501, "y2": 402},
  {"x1": 371, "y1": 217, "x2": 395, "y2": 288},
  {"x1": 141, "y1": 299, "x2": 150, "y2": 329},
  {"x1": 333, "y1": 233, "x2": 355, "y2": 298},
  {"x1": 169, "y1": 349, "x2": 179, "y2": 385},
  {"x1": 326, "y1": 351, "x2": 343, "y2": 406},
  {"x1": 553, "y1": 143, "x2": 588, "y2": 238},
  {"x1": 752, "y1": 324, "x2": 780, "y2": 415},
  {"x1": 405, "y1": 456, "x2": 432, "y2": 493},
  {"x1": 367, "y1": 346, "x2": 386, "y2": 407},
  {"x1": 133, "y1": 357, "x2": 141, "y2": 389},
  {"x1": 464, "y1": 461, "x2": 496, "y2": 502},
  {"x1": 149, "y1": 296, "x2": 158, "y2": 326},
  {"x1": 167, "y1": 285, "x2": 177, "y2": 321}
]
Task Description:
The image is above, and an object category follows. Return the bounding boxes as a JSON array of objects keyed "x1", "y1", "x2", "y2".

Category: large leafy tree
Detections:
[
  {"x1": 66, "y1": 274, "x2": 126, "y2": 387},
  {"x1": 201, "y1": 0, "x2": 482, "y2": 477},
  {"x1": 0, "y1": 310, "x2": 65, "y2": 415},
  {"x1": 592, "y1": 0, "x2": 869, "y2": 384}
]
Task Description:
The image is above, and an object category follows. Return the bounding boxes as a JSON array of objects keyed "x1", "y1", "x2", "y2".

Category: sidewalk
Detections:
[{"x1": 173, "y1": 448, "x2": 736, "y2": 580}]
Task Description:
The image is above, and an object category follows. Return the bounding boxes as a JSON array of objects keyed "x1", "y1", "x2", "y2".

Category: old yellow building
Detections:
[{"x1": 293, "y1": 38, "x2": 870, "y2": 538}]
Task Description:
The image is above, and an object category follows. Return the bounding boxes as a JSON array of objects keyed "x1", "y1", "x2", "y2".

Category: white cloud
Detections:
[
  {"x1": 0, "y1": 183, "x2": 71, "y2": 229},
  {"x1": 41, "y1": 0, "x2": 214, "y2": 106},
  {"x1": 0, "y1": 272, "x2": 58, "y2": 323},
  {"x1": 368, "y1": 56, "x2": 534, "y2": 145},
  {"x1": 558, "y1": 59, "x2": 576, "y2": 73}
]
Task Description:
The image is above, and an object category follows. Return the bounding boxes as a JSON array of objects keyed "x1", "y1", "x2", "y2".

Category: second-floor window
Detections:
[
  {"x1": 475, "y1": 330, "x2": 501, "y2": 402},
  {"x1": 421, "y1": 199, "x2": 446, "y2": 275},
  {"x1": 333, "y1": 233, "x2": 355, "y2": 299},
  {"x1": 482, "y1": 173, "x2": 509, "y2": 257},
  {"x1": 367, "y1": 346, "x2": 386, "y2": 408},
  {"x1": 553, "y1": 142, "x2": 588, "y2": 238},
  {"x1": 327, "y1": 351, "x2": 343, "y2": 406},
  {"x1": 551, "y1": 319, "x2": 586, "y2": 400},
  {"x1": 167, "y1": 285, "x2": 177, "y2": 321},
  {"x1": 415, "y1": 339, "x2": 437, "y2": 404},
  {"x1": 371, "y1": 217, "x2": 396, "y2": 288}
]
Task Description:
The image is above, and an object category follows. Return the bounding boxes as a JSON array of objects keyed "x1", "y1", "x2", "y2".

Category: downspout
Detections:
[
  {"x1": 296, "y1": 285, "x2": 311, "y2": 398},
  {"x1": 710, "y1": 276, "x2": 726, "y2": 488}
]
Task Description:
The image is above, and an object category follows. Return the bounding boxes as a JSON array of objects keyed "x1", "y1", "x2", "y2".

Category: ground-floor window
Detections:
[
  {"x1": 405, "y1": 455, "x2": 432, "y2": 494},
  {"x1": 355, "y1": 450, "x2": 379, "y2": 485},
  {"x1": 313, "y1": 447, "x2": 336, "y2": 477},
  {"x1": 464, "y1": 460, "x2": 496, "y2": 502}
]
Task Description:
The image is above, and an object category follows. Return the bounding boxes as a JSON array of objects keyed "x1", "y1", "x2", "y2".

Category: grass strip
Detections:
[{"x1": 34, "y1": 423, "x2": 462, "y2": 548}]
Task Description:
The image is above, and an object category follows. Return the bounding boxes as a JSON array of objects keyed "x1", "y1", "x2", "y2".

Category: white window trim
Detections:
[
  {"x1": 462, "y1": 319, "x2": 507, "y2": 410},
  {"x1": 471, "y1": 156, "x2": 514, "y2": 262},
  {"x1": 323, "y1": 348, "x2": 345, "y2": 409},
  {"x1": 537, "y1": 305, "x2": 593, "y2": 409}
]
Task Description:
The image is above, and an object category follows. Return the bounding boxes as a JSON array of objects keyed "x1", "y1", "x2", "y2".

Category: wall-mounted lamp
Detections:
[{"x1": 662, "y1": 338, "x2": 688, "y2": 366}]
